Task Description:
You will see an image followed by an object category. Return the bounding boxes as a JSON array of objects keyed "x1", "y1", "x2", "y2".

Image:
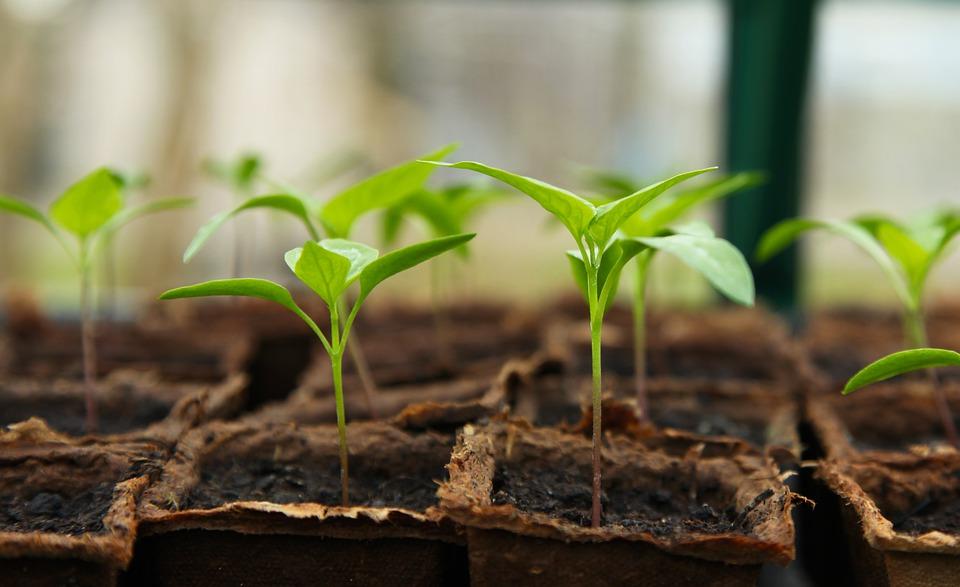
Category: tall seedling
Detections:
[
  {"x1": 580, "y1": 171, "x2": 761, "y2": 414},
  {"x1": 186, "y1": 145, "x2": 458, "y2": 411},
  {"x1": 0, "y1": 168, "x2": 194, "y2": 432},
  {"x1": 424, "y1": 160, "x2": 754, "y2": 527},
  {"x1": 204, "y1": 152, "x2": 263, "y2": 277},
  {"x1": 161, "y1": 233, "x2": 474, "y2": 505},
  {"x1": 380, "y1": 183, "x2": 508, "y2": 366},
  {"x1": 757, "y1": 210, "x2": 960, "y2": 445}
]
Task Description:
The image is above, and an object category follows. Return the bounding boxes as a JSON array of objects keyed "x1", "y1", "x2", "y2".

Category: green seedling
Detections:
[
  {"x1": 380, "y1": 183, "x2": 508, "y2": 366},
  {"x1": 424, "y1": 160, "x2": 754, "y2": 528},
  {"x1": 579, "y1": 169, "x2": 761, "y2": 413},
  {"x1": 757, "y1": 210, "x2": 960, "y2": 443},
  {"x1": 101, "y1": 168, "x2": 153, "y2": 317},
  {"x1": 844, "y1": 348, "x2": 960, "y2": 447},
  {"x1": 203, "y1": 152, "x2": 263, "y2": 277},
  {"x1": 0, "y1": 168, "x2": 194, "y2": 432},
  {"x1": 160, "y1": 233, "x2": 474, "y2": 505},
  {"x1": 187, "y1": 145, "x2": 458, "y2": 413}
]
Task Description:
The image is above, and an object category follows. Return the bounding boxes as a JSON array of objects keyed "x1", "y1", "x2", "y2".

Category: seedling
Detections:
[
  {"x1": 423, "y1": 160, "x2": 754, "y2": 528},
  {"x1": 757, "y1": 211, "x2": 960, "y2": 443},
  {"x1": 580, "y1": 170, "x2": 761, "y2": 413},
  {"x1": 380, "y1": 183, "x2": 508, "y2": 366},
  {"x1": 0, "y1": 168, "x2": 193, "y2": 432},
  {"x1": 186, "y1": 145, "x2": 458, "y2": 411},
  {"x1": 844, "y1": 348, "x2": 960, "y2": 448},
  {"x1": 203, "y1": 152, "x2": 263, "y2": 276},
  {"x1": 101, "y1": 168, "x2": 152, "y2": 317},
  {"x1": 160, "y1": 233, "x2": 474, "y2": 505}
]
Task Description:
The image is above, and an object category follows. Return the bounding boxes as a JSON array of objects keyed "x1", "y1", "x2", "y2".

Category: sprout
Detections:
[
  {"x1": 844, "y1": 348, "x2": 960, "y2": 448},
  {"x1": 160, "y1": 233, "x2": 474, "y2": 505},
  {"x1": 423, "y1": 160, "x2": 754, "y2": 528},
  {"x1": 758, "y1": 210, "x2": 960, "y2": 445},
  {"x1": 580, "y1": 170, "x2": 762, "y2": 414},
  {"x1": 0, "y1": 168, "x2": 194, "y2": 432}
]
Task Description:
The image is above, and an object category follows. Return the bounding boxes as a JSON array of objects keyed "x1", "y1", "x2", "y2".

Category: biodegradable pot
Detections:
[
  {"x1": 0, "y1": 315, "x2": 252, "y2": 386},
  {"x1": 128, "y1": 421, "x2": 468, "y2": 586},
  {"x1": 0, "y1": 372, "x2": 246, "y2": 445},
  {"x1": 0, "y1": 424, "x2": 164, "y2": 587},
  {"x1": 818, "y1": 456, "x2": 960, "y2": 586},
  {"x1": 547, "y1": 305, "x2": 804, "y2": 384},
  {"x1": 501, "y1": 356, "x2": 800, "y2": 462},
  {"x1": 807, "y1": 380, "x2": 960, "y2": 462},
  {"x1": 802, "y1": 307, "x2": 960, "y2": 389},
  {"x1": 438, "y1": 422, "x2": 796, "y2": 586}
]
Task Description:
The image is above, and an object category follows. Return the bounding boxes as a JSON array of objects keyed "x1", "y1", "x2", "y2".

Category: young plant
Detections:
[
  {"x1": 844, "y1": 348, "x2": 960, "y2": 447},
  {"x1": 757, "y1": 211, "x2": 960, "y2": 442},
  {"x1": 581, "y1": 171, "x2": 762, "y2": 413},
  {"x1": 160, "y1": 233, "x2": 474, "y2": 505},
  {"x1": 423, "y1": 160, "x2": 754, "y2": 528},
  {"x1": 101, "y1": 168, "x2": 153, "y2": 317},
  {"x1": 186, "y1": 145, "x2": 458, "y2": 411},
  {"x1": 203, "y1": 152, "x2": 263, "y2": 277},
  {"x1": 0, "y1": 168, "x2": 194, "y2": 432},
  {"x1": 379, "y1": 183, "x2": 508, "y2": 366}
]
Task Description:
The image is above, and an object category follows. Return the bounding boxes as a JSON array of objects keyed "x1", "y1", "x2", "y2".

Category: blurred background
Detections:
[{"x1": 0, "y1": 0, "x2": 958, "y2": 314}]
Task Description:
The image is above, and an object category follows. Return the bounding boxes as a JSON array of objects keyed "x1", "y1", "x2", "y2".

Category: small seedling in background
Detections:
[
  {"x1": 844, "y1": 348, "x2": 960, "y2": 448},
  {"x1": 757, "y1": 210, "x2": 960, "y2": 443},
  {"x1": 424, "y1": 159, "x2": 753, "y2": 528},
  {"x1": 101, "y1": 168, "x2": 154, "y2": 318},
  {"x1": 380, "y1": 182, "x2": 509, "y2": 367},
  {"x1": 160, "y1": 233, "x2": 474, "y2": 505},
  {"x1": 203, "y1": 152, "x2": 263, "y2": 277},
  {"x1": 186, "y1": 145, "x2": 458, "y2": 413},
  {"x1": 578, "y1": 169, "x2": 762, "y2": 415},
  {"x1": 0, "y1": 168, "x2": 194, "y2": 432}
]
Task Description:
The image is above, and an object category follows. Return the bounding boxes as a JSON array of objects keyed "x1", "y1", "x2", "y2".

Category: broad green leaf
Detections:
[
  {"x1": 844, "y1": 348, "x2": 960, "y2": 395},
  {"x1": 204, "y1": 153, "x2": 262, "y2": 190},
  {"x1": 636, "y1": 172, "x2": 763, "y2": 237},
  {"x1": 425, "y1": 161, "x2": 595, "y2": 240},
  {"x1": 285, "y1": 241, "x2": 352, "y2": 307},
  {"x1": 183, "y1": 194, "x2": 318, "y2": 262},
  {"x1": 379, "y1": 205, "x2": 406, "y2": 247},
  {"x1": 359, "y1": 233, "x2": 475, "y2": 302},
  {"x1": 320, "y1": 144, "x2": 457, "y2": 238},
  {"x1": 160, "y1": 278, "x2": 299, "y2": 313},
  {"x1": 100, "y1": 197, "x2": 194, "y2": 237},
  {"x1": 875, "y1": 221, "x2": 929, "y2": 294},
  {"x1": 670, "y1": 220, "x2": 715, "y2": 238},
  {"x1": 588, "y1": 167, "x2": 716, "y2": 248},
  {"x1": 50, "y1": 168, "x2": 123, "y2": 239},
  {"x1": 318, "y1": 239, "x2": 378, "y2": 285},
  {"x1": 637, "y1": 234, "x2": 754, "y2": 306},
  {"x1": 0, "y1": 195, "x2": 59, "y2": 236},
  {"x1": 756, "y1": 218, "x2": 912, "y2": 308}
]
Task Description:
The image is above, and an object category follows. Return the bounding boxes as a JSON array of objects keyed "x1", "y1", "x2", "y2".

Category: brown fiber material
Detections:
[
  {"x1": 807, "y1": 380, "x2": 960, "y2": 462},
  {"x1": 818, "y1": 456, "x2": 960, "y2": 586},
  {"x1": 0, "y1": 424, "x2": 164, "y2": 585},
  {"x1": 438, "y1": 421, "x2": 796, "y2": 585},
  {"x1": 0, "y1": 372, "x2": 247, "y2": 446},
  {"x1": 131, "y1": 421, "x2": 466, "y2": 586}
]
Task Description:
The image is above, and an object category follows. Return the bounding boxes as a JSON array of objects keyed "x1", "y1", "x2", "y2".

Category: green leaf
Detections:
[
  {"x1": 285, "y1": 241, "x2": 352, "y2": 308},
  {"x1": 844, "y1": 348, "x2": 960, "y2": 395},
  {"x1": 636, "y1": 234, "x2": 755, "y2": 306},
  {"x1": 320, "y1": 144, "x2": 457, "y2": 238},
  {"x1": 874, "y1": 221, "x2": 929, "y2": 294},
  {"x1": 160, "y1": 278, "x2": 299, "y2": 312},
  {"x1": 100, "y1": 197, "x2": 194, "y2": 237},
  {"x1": 636, "y1": 172, "x2": 763, "y2": 237},
  {"x1": 359, "y1": 233, "x2": 475, "y2": 303},
  {"x1": 0, "y1": 195, "x2": 59, "y2": 236},
  {"x1": 425, "y1": 160, "x2": 595, "y2": 240},
  {"x1": 670, "y1": 220, "x2": 716, "y2": 238},
  {"x1": 587, "y1": 167, "x2": 716, "y2": 248},
  {"x1": 49, "y1": 168, "x2": 123, "y2": 239},
  {"x1": 567, "y1": 239, "x2": 648, "y2": 313},
  {"x1": 204, "y1": 153, "x2": 262, "y2": 190},
  {"x1": 576, "y1": 166, "x2": 643, "y2": 199},
  {"x1": 183, "y1": 194, "x2": 318, "y2": 262},
  {"x1": 756, "y1": 218, "x2": 912, "y2": 308},
  {"x1": 318, "y1": 239, "x2": 378, "y2": 284}
]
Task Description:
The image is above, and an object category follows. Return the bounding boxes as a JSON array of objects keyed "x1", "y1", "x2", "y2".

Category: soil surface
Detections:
[
  {"x1": 491, "y1": 460, "x2": 758, "y2": 534},
  {"x1": 890, "y1": 498, "x2": 960, "y2": 536},
  {"x1": 650, "y1": 408, "x2": 768, "y2": 448},
  {"x1": 0, "y1": 393, "x2": 173, "y2": 436},
  {"x1": 0, "y1": 483, "x2": 115, "y2": 536}
]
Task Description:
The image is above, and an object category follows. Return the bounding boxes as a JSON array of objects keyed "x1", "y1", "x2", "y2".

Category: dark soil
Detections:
[
  {"x1": 0, "y1": 483, "x2": 115, "y2": 536},
  {"x1": 183, "y1": 442, "x2": 454, "y2": 513},
  {"x1": 890, "y1": 498, "x2": 960, "y2": 536},
  {"x1": 491, "y1": 461, "x2": 757, "y2": 535},
  {"x1": 0, "y1": 393, "x2": 173, "y2": 436},
  {"x1": 650, "y1": 407, "x2": 768, "y2": 448}
]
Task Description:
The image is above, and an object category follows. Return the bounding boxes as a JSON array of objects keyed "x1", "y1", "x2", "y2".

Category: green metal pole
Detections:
[{"x1": 723, "y1": 0, "x2": 818, "y2": 310}]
